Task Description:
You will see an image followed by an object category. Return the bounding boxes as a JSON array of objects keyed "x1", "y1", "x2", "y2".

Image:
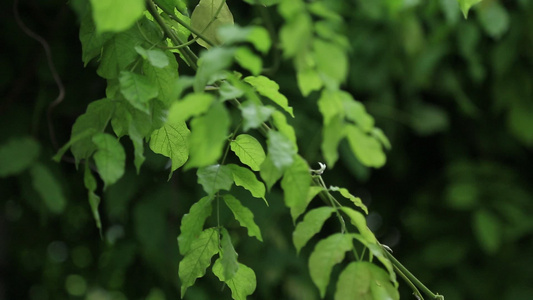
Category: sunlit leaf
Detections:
[
  {"x1": 240, "y1": 100, "x2": 274, "y2": 131},
  {"x1": 297, "y1": 68, "x2": 323, "y2": 97},
  {"x1": 187, "y1": 102, "x2": 230, "y2": 168},
  {"x1": 197, "y1": 164, "x2": 233, "y2": 195},
  {"x1": 290, "y1": 186, "x2": 324, "y2": 222},
  {"x1": 167, "y1": 93, "x2": 214, "y2": 122},
  {"x1": 309, "y1": 233, "x2": 353, "y2": 298},
  {"x1": 178, "y1": 196, "x2": 213, "y2": 255},
  {"x1": 79, "y1": 11, "x2": 112, "y2": 66},
  {"x1": 271, "y1": 111, "x2": 297, "y2": 148},
  {"x1": 267, "y1": 130, "x2": 297, "y2": 171},
  {"x1": 321, "y1": 116, "x2": 345, "y2": 167},
  {"x1": 457, "y1": 0, "x2": 482, "y2": 18},
  {"x1": 90, "y1": 0, "x2": 144, "y2": 33},
  {"x1": 345, "y1": 125, "x2": 386, "y2": 168},
  {"x1": 218, "y1": 25, "x2": 271, "y2": 54},
  {"x1": 244, "y1": 76, "x2": 294, "y2": 117},
  {"x1": 194, "y1": 47, "x2": 235, "y2": 92},
  {"x1": 220, "y1": 227, "x2": 239, "y2": 280},
  {"x1": 179, "y1": 228, "x2": 220, "y2": 298},
  {"x1": 143, "y1": 51, "x2": 180, "y2": 106},
  {"x1": 343, "y1": 97, "x2": 375, "y2": 133},
  {"x1": 212, "y1": 259, "x2": 256, "y2": 300},
  {"x1": 313, "y1": 38, "x2": 348, "y2": 84},
  {"x1": 235, "y1": 46, "x2": 262, "y2": 75},
  {"x1": 30, "y1": 163, "x2": 66, "y2": 214},
  {"x1": 259, "y1": 155, "x2": 283, "y2": 191},
  {"x1": 149, "y1": 119, "x2": 190, "y2": 175},
  {"x1": 279, "y1": 12, "x2": 312, "y2": 58},
  {"x1": 223, "y1": 194, "x2": 263, "y2": 241},
  {"x1": 190, "y1": 0, "x2": 234, "y2": 48},
  {"x1": 119, "y1": 71, "x2": 159, "y2": 113},
  {"x1": 335, "y1": 262, "x2": 399, "y2": 300},
  {"x1": 0, "y1": 137, "x2": 40, "y2": 177},
  {"x1": 330, "y1": 186, "x2": 368, "y2": 214},
  {"x1": 281, "y1": 155, "x2": 311, "y2": 211},
  {"x1": 92, "y1": 133, "x2": 126, "y2": 189},
  {"x1": 227, "y1": 164, "x2": 266, "y2": 202},
  {"x1": 70, "y1": 99, "x2": 114, "y2": 162},
  {"x1": 230, "y1": 134, "x2": 266, "y2": 172},
  {"x1": 135, "y1": 46, "x2": 169, "y2": 68},
  {"x1": 293, "y1": 207, "x2": 334, "y2": 254}
]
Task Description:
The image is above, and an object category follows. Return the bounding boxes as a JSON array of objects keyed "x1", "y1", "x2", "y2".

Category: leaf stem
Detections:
[
  {"x1": 146, "y1": 0, "x2": 198, "y2": 69},
  {"x1": 384, "y1": 250, "x2": 444, "y2": 300}
]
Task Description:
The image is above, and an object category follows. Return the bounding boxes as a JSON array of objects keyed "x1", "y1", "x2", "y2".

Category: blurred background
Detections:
[{"x1": 1, "y1": 0, "x2": 532, "y2": 299}]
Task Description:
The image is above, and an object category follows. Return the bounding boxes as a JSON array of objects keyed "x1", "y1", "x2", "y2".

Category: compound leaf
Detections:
[
  {"x1": 149, "y1": 119, "x2": 190, "y2": 175},
  {"x1": 220, "y1": 228, "x2": 239, "y2": 280},
  {"x1": 281, "y1": 155, "x2": 311, "y2": 211},
  {"x1": 230, "y1": 134, "x2": 266, "y2": 172},
  {"x1": 244, "y1": 76, "x2": 294, "y2": 117},
  {"x1": 227, "y1": 164, "x2": 266, "y2": 202},
  {"x1": 92, "y1": 133, "x2": 126, "y2": 189},
  {"x1": 335, "y1": 262, "x2": 399, "y2": 300},
  {"x1": 197, "y1": 164, "x2": 234, "y2": 195}
]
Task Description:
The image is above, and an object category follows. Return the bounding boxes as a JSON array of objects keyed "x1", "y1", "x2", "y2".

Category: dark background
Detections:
[{"x1": 1, "y1": 0, "x2": 532, "y2": 299}]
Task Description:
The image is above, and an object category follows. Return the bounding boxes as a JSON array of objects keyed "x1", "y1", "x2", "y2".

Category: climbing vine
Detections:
[{"x1": 45, "y1": 0, "x2": 483, "y2": 299}]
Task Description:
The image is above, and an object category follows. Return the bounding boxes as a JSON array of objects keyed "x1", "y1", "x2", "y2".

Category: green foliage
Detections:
[{"x1": 13, "y1": 0, "x2": 533, "y2": 300}]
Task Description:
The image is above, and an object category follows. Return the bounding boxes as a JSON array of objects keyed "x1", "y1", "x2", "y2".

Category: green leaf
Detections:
[
  {"x1": 29, "y1": 163, "x2": 66, "y2": 214},
  {"x1": 119, "y1": 71, "x2": 159, "y2": 113},
  {"x1": 297, "y1": 68, "x2": 323, "y2": 97},
  {"x1": 281, "y1": 155, "x2": 311, "y2": 211},
  {"x1": 178, "y1": 196, "x2": 213, "y2": 255},
  {"x1": 195, "y1": 47, "x2": 235, "y2": 92},
  {"x1": 309, "y1": 233, "x2": 354, "y2": 298},
  {"x1": 143, "y1": 51, "x2": 180, "y2": 107},
  {"x1": 259, "y1": 155, "x2": 283, "y2": 191},
  {"x1": 313, "y1": 38, "x2": 348, "y2": 84},
  {"x1": 371, "y1": 128, "x2": 391, "y2": 150},
  {"x1": 343, "y1": 97, "x2": 374, "y2": 133},
  {"x1": 219, "y1": 228, "x2": 239, "y2": 280},
  {"x1": 149, "y1": 119, "x2": 190, "y2": 175},
  {"x1": 240, "y1": 101, "x2": 274, "y2": 131},
  {"x1": 330, "y1": 186, "x2": 368, "y2": 214},
  {"x1": 90, "y1": 0, "x2": 145, "y2": 33},
  {"x1": 223, "y1": 194, "x2": 263, "y2": 242},
  {"x1": 290, "y1": 186, "x2": 324, "y2": 222},
  {"x1": 318, "y1": 89, "x2": 344, "y2": 126},
  {"x1": 321, "y1": 116, "x2": 345, "y2": 167},
  {"x1": 345, "y1": 125, "x2": 386, "y2": 168},
  {"x1": 110, "y1": 99, "x2": 155, "y2": 138},
  {"x1": 267, "y1": 130, "x2": 297, "y2": 171},
  {"x1": 340, "y1": 207, "x2": 376, "y2": 244},
  {"x1": 84, "y1": 165, "x2": 102, "y2": 233},
  {"x1": 220, "y1": 81, "x2": 245, "y2": 101},
  {"x1": 478, "y1": 1, "x2": 509, "y2": 38},
  {"x1": 135, "y1": 46, "x2": 169, "y2": 68},
  {"x1": 179, "y1": 228, "x2": 220, "y2": 298},
  {"x1": 279, "y1": 12, "x2": 313, "y2": 58},
  {"x1": 212, "y1": 259, "x2": 257, "y2": 300},
  {"x1": 167, "y1": 93, "x2": 214, "y2": 122},
  {"x1": 293, "y1": 207, "x2": 334, "y2": 254},
  {"x1": 92, "y1": 133, "x2": 126, "y2": 189},
  {"x1": 79, "y1": 11, "x2": 112, "y2": 66},
  {"x1": 243, "y1": 0, "x2": 279, "y2": 6},
  {"x1": 187, "y1": 102, "x2": 230, "y2": 168},
  {"x1": 153, "y1": 0, "x2": 180, "y2": 14},
  {"x1": 335, "y1": 262, "x2": 399, "y2": 300},
  {"x1": 457, "y1": 0, "x2": 482, "y2": 18},
  {"x1": 217, "y1": 24, "x2": 271, "y2": 54},
  {"x1": 129, "y1": 123, "x2": 145, "y2": 173},
  {"x1": 271, "y1": 111, "x2": 297, "y2": 148},
  {"x1": 227, "y1": 164, "x2": 266, "y2": 203},
  {"x1": 70, "y1": 99, "x2": 114, "y2": 162},
  {"x1": 351, "y1": 234, "x2": 396, "y2": 286},
  {"x1": 97, "y1": 28, "x2": 143, "y2": 79},
  {"x1": 190, "y1": 0, "x2": 234, "y2": 48},
  {"x1": 473, "y1": 209, "x2": 502, "y2": 254},
  {"x1": 0, "y1": 137, "x2": 40, "y2": 177},
  {"x1": 230, "y1": 134, "x2": 266, "y2": 172},
  {"x1": 235, "y1": 46, "x2": 262, "y2": 75},
  {"x1": 197, "y1": 164, "x2": 234, "y2": 195},
  {"x1": 244, "y1": 76, "x2": 294, "y2": 117}
]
